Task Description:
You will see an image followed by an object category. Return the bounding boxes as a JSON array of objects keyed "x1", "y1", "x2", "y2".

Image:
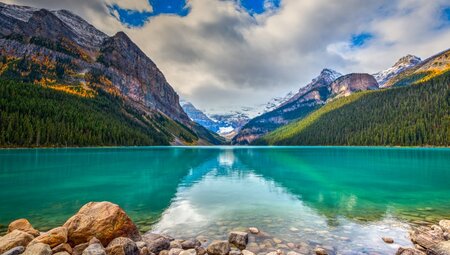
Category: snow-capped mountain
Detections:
[
  {"x1": 181, "y1": 101, "x2": 250, "y2": 135},
  {"x1": 233, "y1": 68, "x2": 343, "y2": 144},
  {"x1": 373, "y1": 55, "x2": 421, "y2": 87},
  {"x1": 261, "y1": 91, "x2": 295, "y2": 113}
]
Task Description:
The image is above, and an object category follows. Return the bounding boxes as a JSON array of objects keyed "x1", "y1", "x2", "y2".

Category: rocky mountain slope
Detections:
[
  {"x1": 330, "y1": 73, "x2": 379, "y2": 99},
  {"x1": 0, "y1": 2, "x2": 224, "y2": 146},
  {"x1": 373, "y1": 55, "x2": 421, "y2": 87},
  {"x1": 232, "y1": 69, "x2": 342, "y2": 144}
]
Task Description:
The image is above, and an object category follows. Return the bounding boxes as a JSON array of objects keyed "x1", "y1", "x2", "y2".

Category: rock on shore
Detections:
[{"x1": 1, "y1": 201, "x2": 449, "y2": 255}]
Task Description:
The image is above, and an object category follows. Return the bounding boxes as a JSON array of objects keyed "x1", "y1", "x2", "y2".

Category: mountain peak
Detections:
[{"x1": 373, "y1": 54, "x2": 422, "y2": 87}]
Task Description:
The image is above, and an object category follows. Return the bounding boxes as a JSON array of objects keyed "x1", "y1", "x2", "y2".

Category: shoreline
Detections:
[{"x1": 0, "y1": 202, "x2": 449, "y2": 255}]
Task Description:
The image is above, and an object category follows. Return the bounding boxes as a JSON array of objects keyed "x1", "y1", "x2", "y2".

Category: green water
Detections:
[{"x1": 0, "y1": 147, "x2": 449, "y2": 254}]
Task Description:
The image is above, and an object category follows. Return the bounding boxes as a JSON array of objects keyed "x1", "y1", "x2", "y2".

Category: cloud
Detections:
[
  {"x1": 105, "y1": 0, "x2": 152, "y2": 12},
  {"x1": 3, "y1": 0, "x2": 450, "y2": 115}
]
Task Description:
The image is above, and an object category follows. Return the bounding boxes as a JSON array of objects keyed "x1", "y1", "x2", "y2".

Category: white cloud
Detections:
[
  {"x1": 3, "y1": 0, "x2": 450, "y2": 114},
  {"x1": 105, "y1": 0, "x2": 152, "y2": 12}
]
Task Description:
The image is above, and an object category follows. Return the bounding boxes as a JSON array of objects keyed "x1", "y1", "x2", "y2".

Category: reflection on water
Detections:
[{"x1": 0, "y1": 147, "x2": 449, "y2": 254}]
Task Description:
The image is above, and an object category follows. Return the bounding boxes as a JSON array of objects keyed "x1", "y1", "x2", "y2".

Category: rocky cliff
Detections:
[{"x1": 330, "y1": 73, "x2": 379, "y2": 99}]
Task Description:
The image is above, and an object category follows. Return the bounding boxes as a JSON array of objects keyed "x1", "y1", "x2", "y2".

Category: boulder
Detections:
[
  {"x1": 52, "y1": 243, "x2": 73, "y2": 254},
  {"x1": 207, "y1": 241, "x2": 230, "y2": 255},
  {"x1": 181, "y1": 239, "x2": 201, "y2": 249},
  {"x1": 1, "y1": 246, "x2": 25, "y2": 255},
  {"x1": 0, "y1": 230, "x2": 34, "y2": 253},
  {"x1": 142, "y1": 233, "x2": 170, "y2": 254},
  {"x1": 411, "y1": 226, "x2": 445, "y2": 249},
  {"x1": 22, "y1": 242, "x2": 52, "y2": 255},
  {"x1": 179, "y1": 249, "x2": 196, "y2": 255},
  {"x1": 7, "y1": 219, "x2": 40, "y2": 237},
  {"x1": 83, "y1": 243, "x2": 106, "y2": 255},
  {"x1": 396, "y1": 247, "x2": 426, "y2": 255},
  {"x1": 29, "y1": 226, "x2": 68, "y2": 248},
  {"x1": 64, "y1": 202, "x2": 141, "y2": 246},
  {"x1": 429, "y1": 241, "x2": 450, "y2": 255},
  {"x1": 248, "y1": 228, "x2": 259, "y2": 234},
  {"x1": 73, "y1": 243, "x2": 90, "y2": 255},
  {"x1": 440, "y1": 220, "x2": 450, "y2": 233},
  {"x1": 228, "y1": 232, "x2": 248, "y2": 250},
  {"x1": 105, "y1": 237, "x2": 139, "y2": 255},
  {"x1": 382, "y1": 237, "x2": 394, "y2": 244}
]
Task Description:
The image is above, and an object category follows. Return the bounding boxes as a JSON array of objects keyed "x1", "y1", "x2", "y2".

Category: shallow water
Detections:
[{"x1": 1, "y1": 147, "x2": 449, "y2": 254}]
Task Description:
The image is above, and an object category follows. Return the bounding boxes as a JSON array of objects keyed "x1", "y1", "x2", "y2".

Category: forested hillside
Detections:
[
  {"x1": 256, "y1": 71, "x2": 450, "y2": 146},
  {"x1": 0, "y1": 80, "x2": 203, "y2": 147}
]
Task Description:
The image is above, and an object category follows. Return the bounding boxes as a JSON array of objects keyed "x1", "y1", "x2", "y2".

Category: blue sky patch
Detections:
[
  {"x1": 443, "y1": 7, "x2": 450, "y2": 22},
  {"x1": 351, "y1": 33, "x2": 373, "y2": 47},
  {"x1": 108, "y1": 0, "x2": 190, "y2": 27},
  {"x1": 239, "y1": 0, "x2": 281, "y2": 15}
]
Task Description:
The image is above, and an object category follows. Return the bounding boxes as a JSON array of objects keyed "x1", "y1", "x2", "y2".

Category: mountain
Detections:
[
  {"x1": 181, "y1": 100, "x2": 250, "y2": 138},
  {"x1": 256, "y1": 49, "x2": 450, "y2": 146},
  {"x1": 180, "y1": 101, "x2": 220, "y2": 132},
  {"x1": 232, "y1": 68, "x2": 342, "y2": 144},
  {"x1": 373, "y1": 55, "x2": 421, "y2": 87},
  {"x1": 384, "y1": 48, "x2": 450, "y2": 88},
  {"x1": 261, "y1": 91, "x2": 295, "y2": 113},
  {"x1": 0, "y1": 2, "x2": 224, "y2": 146}
]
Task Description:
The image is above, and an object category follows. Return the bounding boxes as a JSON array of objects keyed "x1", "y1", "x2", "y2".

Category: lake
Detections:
[{"x1": 0, "y1": 147, "x2": 449, "y2": 254}]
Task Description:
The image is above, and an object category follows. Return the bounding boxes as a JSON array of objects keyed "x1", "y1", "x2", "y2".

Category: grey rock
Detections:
[
  {"x1": 105, "y1": 237, "x2": 139, "y2": 255},
  {"x1": 228, "y1": 232, "x2": 248, "y2": 250},
  {"x1": 22, "y1": 243, "x2": 52, "y2": 255},
  {"x1": 142, "y1": 234, "x2": 171, "y2": 254},
  {"x1": 83, "y1": 243, "x2": 106, "y2": 255},
  {"x1": 207, "y1": 241, "x2": 230, "y2": 255},
  {"x1": 1, "y1": 246, "x2": 24, "y2": 255},
  {"x1": 181, "y1": 239, "x2": 201, "y2": 249}
]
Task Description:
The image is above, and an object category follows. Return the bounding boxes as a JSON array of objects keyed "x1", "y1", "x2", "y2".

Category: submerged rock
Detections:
[
  {"x1": 314, "y1": 247, "x2": 328, "y2": 255},
  {"x1": 228, "y1": 232, "x2": 248, "y2": 250},
  {"x1": 64, "y1": 202, "x2": 141, "y2": 246},
  {"x1": 29, "y1": 226, "x2": 68, "y2": 248},
  {"x1": 0, "y1": 230, "x2": 34, "y2": 254},
  {"x1": 382, "y1": 237, "x2": 394, "y2": 244},
  {"x1": 248, "y1": 228, "x2": 259, "y2": 235},
  {"x1": 7, "y1": 219, "x2": 40, "y2": 237},
  {"x1": 22, "y1": 242, "x2": 52, "y2": 255},
  {"x1": 207, "y1": 241, "x2": 230, "y2": 255}
]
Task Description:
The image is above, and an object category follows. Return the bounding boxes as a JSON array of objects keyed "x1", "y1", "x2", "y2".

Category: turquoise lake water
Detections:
[{"x1": 0, "y1": 147, "x2": 449, "y2": 254}]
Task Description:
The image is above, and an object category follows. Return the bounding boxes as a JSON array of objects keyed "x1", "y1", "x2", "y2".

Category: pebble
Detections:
[{"x1": 382, "y1": 237, "x2": 394, "y2": 244}]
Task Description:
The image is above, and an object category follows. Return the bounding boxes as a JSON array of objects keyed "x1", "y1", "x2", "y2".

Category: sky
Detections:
[{"x1": 3, "y1": 0, "x2": 450, "y2": 116}]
